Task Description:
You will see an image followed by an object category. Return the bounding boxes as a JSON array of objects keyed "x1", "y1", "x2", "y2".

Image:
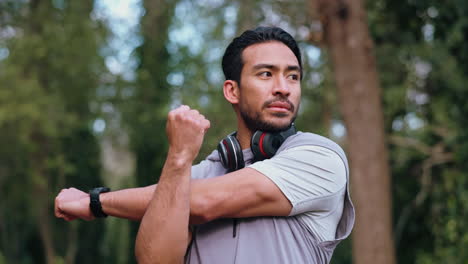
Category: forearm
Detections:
[
  {"x1": 135, "y1": 153, "x2": 192, "y2": 264},
  {"x1": 100, "y1": 185, "x2": 156, "y2": 221}
]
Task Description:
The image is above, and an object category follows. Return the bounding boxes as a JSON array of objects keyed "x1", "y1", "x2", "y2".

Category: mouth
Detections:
[{"x1": 265, "y1": 100, "x2": 294, "y2": 113}]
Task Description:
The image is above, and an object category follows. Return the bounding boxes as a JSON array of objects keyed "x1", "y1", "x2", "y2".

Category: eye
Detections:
[
  {"x1": 258, "y1": 71, "x2": 272, "y2": 78},
  {"x1": 288, "y1": 73, "x2": 299, "y2": 81}
]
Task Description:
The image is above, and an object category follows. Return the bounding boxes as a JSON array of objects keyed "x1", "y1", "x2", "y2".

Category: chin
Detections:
[
  {"x1": 240, "y1": 108, "x2": 295, "y2": 133},
  {"x1": 258, "y1": 118, "x2": 293, "y2": 132}
]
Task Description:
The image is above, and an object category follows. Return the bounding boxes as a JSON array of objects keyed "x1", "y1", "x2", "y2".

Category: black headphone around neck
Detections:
[{"x1": 217, "y1": 124, "x2": 296, "y2": 172}]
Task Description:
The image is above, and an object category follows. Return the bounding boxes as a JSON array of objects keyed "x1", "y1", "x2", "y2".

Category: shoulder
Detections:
[
  {"x1": 278, "y1": 131, "x2": 348, "y2": 170},
  {"x1": 269, "y1": 144, "x2": 347, "y2": 189},
  {"x1": 280, "y1": 132, "x2": 343, "y2": 152},
  {"x1": 250, "y1": 132, "x2": 348, "y2": 195},
  {"x1": 248, "y1": 134, "x2": 347, "y2": 215}
]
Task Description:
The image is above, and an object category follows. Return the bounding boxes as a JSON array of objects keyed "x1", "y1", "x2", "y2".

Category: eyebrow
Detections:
[
  {"x1": 252, "y1": 63, "x2": 301, "y2": 72},
  {"x1": 286, "y1": 65, "x2": 301, "y2": 72}
]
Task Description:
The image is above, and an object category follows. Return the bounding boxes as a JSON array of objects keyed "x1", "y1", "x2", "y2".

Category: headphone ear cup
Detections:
[
  {"x1": 251, "y1": 131, "x2": 279, "y2": 161},
  {"x1": 251, "y1": 125, "x2": 297, "y2": 161},
  {"x1": 279, "y1": 123, "x2": 297, "y2": 140},
  {"x1": 217, "y1": 134, "x2": 244, "y2": 172}
]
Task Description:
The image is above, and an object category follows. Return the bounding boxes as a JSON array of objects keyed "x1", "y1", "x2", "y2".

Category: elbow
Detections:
[
  {"x1": 135, "y1": 246, "x2": 165, "y2": 264},
  {"x1": 135, "y1": 250, "x2": 145, "y2": 264},
  {"x1": 135, "y1": 247, "x2": 147, "y2": 264},
  {"x1": 135, "y1": 240, "x2": 151, "y2": 264},
  {"x1": 135, "y1": 252, "x2": 176, "y2": 264},
  {"x1": 135, "y1": 238, "x2": 185, "y2": 264},
  {"x1": 135, "y1": 234, "x2": 158, "y2": 264}
]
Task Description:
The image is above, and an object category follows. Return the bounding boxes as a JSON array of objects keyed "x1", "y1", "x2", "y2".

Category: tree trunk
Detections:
[
  {"x1": 312, "y1": 0, "x2": 396, "y2": 263},
  {"x1": 31, "y1": 132, "x2": 56, "y2": 264},
  {"x1": 37, "y1": 198, "x2": 55, "y2": 264}
]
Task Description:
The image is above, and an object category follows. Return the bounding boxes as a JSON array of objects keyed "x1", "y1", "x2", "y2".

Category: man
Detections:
[{"x1": 55, "y1": 26, "x2": 354, "y2": 263}]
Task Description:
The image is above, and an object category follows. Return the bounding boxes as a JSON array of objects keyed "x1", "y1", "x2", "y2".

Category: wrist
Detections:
[
  {"x1": 80, "y1": 196, "x2": 95, "y2": 219},
  {"x1": 99, "y1": 191, "x2": 116, "y2": 218},
  {"x1": 89, "y1": 187, "x2": 111, "y2": 218},
  {"x1": 166, "y1": 149, "x2": 194, "y2": 167}
]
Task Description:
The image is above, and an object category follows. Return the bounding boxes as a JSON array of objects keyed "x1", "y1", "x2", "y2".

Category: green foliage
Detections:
[
  {"x1": 124, "y1": 0, "x2": 178, "y2": 187},
  {"x1": 0, "y1": 0, "x2": 108, "y2": 263},
  {"x1": 368, "y1": 0, "x2": 468, "y2": 263}
]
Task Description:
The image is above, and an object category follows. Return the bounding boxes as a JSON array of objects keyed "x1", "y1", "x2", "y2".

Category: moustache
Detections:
[{"x1": 262, "y1": 97, "x2": 295, "y2": 113}]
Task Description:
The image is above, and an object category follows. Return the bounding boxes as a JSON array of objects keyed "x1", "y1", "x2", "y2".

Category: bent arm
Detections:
[
  {"x1": 56, "y1": 166, "x2": 294, "y2": 224},
  {"x1": 100, "y1": 185, "x2": 155, "y2": 221},
  {"x1": 189, "y1": 145, "x2": 347, "y2": 223},
  {"x1": 56, "y1": 168, "x2": 287, "y2": 223},
  {"x1": 189, "y1": 167, "x2": 292, "y2": 224},
  {"x1": 56, "y1": 146, "x2": 344, "y2": 225},
  {"x1": 135, "y1": 105, "x2": 209, "y2": 263},
  {"x1": 135, "y1": 153, "x2": 192, "y2": 264},
  {"x1": 54, "y1": 185, "x2": 156, "y2": 222}
]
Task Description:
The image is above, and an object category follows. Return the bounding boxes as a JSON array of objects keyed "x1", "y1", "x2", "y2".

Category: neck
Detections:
[{"x1": 235, "y1": 119, "x2": 254, "y2": 150}]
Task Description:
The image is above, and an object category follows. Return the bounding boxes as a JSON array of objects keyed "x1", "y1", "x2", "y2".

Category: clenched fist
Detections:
[
  {"x1": 166, "y1": 105, "x2": 210, "y2": 163},
  {"x1": 55, "y1": 188, "x2": 94, "y2": 221}
]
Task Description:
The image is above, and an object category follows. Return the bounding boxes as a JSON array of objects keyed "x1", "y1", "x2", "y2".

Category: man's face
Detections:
[{"x1": 237, "y1": 41, "x2": 301, "y2": 132}]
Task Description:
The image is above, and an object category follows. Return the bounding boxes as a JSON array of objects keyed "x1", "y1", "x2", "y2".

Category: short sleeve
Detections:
[{"x1": 248, "y1": 145, "x2": 347, "y2": 216}]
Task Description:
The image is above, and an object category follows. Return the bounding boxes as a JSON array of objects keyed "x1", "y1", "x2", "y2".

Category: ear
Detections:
[{"x1": 223, "y1": 80, "x2": 240, "y2": 104}]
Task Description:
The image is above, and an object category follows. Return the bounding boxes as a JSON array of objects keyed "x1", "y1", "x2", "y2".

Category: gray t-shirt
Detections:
[{"x1": 186, "y1": 132, "x2": 355, "y2": 264}]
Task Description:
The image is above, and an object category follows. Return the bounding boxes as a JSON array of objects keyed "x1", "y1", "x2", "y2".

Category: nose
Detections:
[{"x1": 272, "y1": 76, "x2": 290, "y2": 96}]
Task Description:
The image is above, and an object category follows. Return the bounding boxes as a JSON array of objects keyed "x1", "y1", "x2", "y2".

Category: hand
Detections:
[
  {"x1": 55, "y1": 187, "x2": 95, "y2": 221},
  {"x1": 166, "y1": 105, "x2": 211, "y2": 163}
]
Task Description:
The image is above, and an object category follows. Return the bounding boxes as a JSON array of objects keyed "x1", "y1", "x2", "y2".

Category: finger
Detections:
[
  {"x1": 188, "y1": 109, "x2": 207, "y2": 121},
  {"x1": 177, "y1": 105, "x2": 190, "y2": 112},
  {"x1": 55, "y1": 205, "x2": 61, "y2": 218},
  {"x1": 55, "y1": 196, "x2": 62, "y2": 217},
  {"x1": 168, "y1": 105, "x2": 190, "y2": 120},
  {"x1": 202, "y1": 119, "x2": 211, "y2": 133},
  {"x1": 188, "y1": 109, "x2": 200, "y2": 115},
  {"x1": 56, "y1": 210, "x2": 64, "y2": 219},
  {"x1": 183, "y1": 109, "x2": 199, "y2": 121},
  {"x1": 63, "y1": 214, "x2": 77, "y2": 222},
  {"x1": 56, "y1": 208, "x2": 68, "y2": 220}
]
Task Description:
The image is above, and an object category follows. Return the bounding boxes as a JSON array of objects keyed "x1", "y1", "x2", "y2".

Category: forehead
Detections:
[{"x1": 242, "y1": 41, "x2": 299, "y2": 68}]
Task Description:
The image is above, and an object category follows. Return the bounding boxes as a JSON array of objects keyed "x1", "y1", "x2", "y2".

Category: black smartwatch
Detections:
[{"x1": 89, "y1": 187, "x2": 111, "y2": 218}]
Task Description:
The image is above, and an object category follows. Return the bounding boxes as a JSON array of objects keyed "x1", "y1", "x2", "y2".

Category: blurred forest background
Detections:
[{"x1": 1, "y1": 0, "x2": 467, "y2": 263}]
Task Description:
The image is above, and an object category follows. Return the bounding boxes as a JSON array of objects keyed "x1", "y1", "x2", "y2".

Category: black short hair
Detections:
[{"x1": 222, "y1": 26, "x2": 302, "y2": 84}]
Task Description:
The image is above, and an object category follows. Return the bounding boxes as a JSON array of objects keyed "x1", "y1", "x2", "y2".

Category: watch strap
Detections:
[{"x1": 89, "y1": 187, "x2": 110, "y2": 218}]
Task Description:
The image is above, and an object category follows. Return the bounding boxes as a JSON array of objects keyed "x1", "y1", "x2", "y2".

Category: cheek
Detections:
[
  {"x1": 291, "y1": 89, "x2": 301, "y2": 111},
  {"x1": 241, "y1": 82, "x2": 266, "y2": 102},
  {"x1": 293, "y1": 87, "x2": 301, "y2": 100},
  {"x1": 240, "y1": 93, "x2": 259, "y2": 109}
]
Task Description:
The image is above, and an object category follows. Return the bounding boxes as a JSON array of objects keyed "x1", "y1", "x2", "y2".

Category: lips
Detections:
[{"x1": 266, "y1": 101, "x2": 293, "y2": 112}]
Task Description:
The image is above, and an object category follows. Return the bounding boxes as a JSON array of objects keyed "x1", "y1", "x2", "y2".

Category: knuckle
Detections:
[{"x1": 168, "y1": 111, "x2": 178, "y2": 120}]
